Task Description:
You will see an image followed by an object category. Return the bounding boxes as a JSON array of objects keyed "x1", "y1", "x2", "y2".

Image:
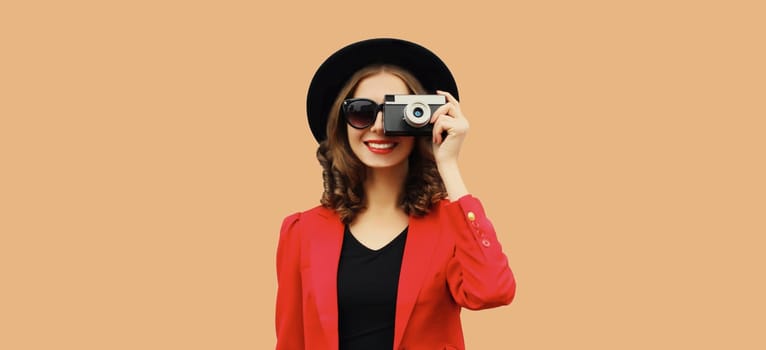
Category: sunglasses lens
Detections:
[{"x1": 344, "y1": 100, "x2": 377, "y2": 128}]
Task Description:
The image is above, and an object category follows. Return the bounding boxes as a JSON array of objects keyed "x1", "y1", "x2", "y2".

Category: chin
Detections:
[
  {"x1": 362, "y1": 159, "x2": 408, "y2": 169},
  {"x1": 357, "y1": 154, "x2": 409, "y2": 169}
]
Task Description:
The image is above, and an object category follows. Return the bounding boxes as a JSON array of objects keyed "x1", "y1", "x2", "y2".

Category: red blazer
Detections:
[{"x1": 276, "y1": 195, "x2": 516, "y2": 350}]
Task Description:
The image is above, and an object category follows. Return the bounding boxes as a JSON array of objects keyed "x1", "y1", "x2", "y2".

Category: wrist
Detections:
[
  {"x1": 437, "y1": 161, "x2": 468, "y2": 201},
  {"x1": 436, "y1": 158, "x2": 459, "y2": 172}
]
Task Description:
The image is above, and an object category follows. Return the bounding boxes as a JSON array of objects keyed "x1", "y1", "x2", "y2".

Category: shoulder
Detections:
[{"x1": 280, "y1": 204, "x2": 340, "y2": 234}]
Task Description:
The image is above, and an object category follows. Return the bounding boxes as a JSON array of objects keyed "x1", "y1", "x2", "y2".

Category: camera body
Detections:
[{"x1": 383, "y1": 94, "x2": 446, "y2": 136}]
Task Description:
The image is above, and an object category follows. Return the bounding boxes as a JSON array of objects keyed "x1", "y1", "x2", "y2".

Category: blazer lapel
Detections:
[
  {"x1": 393, "y1": 213, "x2": 439, "y2": 350},
  {"x1": 308, "y1": 209, "x2": 344, "y2": 350}
]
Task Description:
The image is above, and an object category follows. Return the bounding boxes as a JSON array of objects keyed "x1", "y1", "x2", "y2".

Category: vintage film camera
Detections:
[{"x1": 382, "y1": 94, "x2": 446, "y2": 136}]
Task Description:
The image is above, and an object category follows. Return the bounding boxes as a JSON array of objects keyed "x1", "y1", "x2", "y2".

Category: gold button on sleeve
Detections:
[{"x1": 467, "y1": 211, "x2": 476, "y2": 221}]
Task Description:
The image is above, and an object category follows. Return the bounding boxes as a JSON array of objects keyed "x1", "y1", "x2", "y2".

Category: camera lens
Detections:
[{"x1": 403, "y1": 102, "x2": 431, "y2": 128}]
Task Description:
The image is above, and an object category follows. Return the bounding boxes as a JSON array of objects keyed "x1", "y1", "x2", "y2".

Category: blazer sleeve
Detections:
[
  {"x1": 444, "y1": 195, "x2": 517, "y2": 310},
  {"x1": 275, "y1": 212, "x2": 304, "y2": 350}
]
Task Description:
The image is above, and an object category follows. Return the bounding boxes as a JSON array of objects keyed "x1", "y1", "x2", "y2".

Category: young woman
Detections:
[{"x1": 276, "y1": 38, "x2": 516, "y2": 350}]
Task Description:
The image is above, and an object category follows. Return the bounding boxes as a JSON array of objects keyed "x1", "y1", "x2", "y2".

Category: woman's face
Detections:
[{"x1": 347, "y1": 72, "x2": 416, "y2": 169}]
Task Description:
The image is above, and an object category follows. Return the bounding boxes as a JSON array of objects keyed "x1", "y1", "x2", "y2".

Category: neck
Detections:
[{"x1": 363, "y1": 162, "x2": 408, "y2": 212}]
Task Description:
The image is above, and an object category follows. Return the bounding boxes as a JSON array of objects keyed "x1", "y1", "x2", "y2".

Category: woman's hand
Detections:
[
  {"x1": 430, "y1": 90, "x2": 469, "y2": 200},
  {"x1": 430, "y1": 90, "x2": 469, "y2": 166}
]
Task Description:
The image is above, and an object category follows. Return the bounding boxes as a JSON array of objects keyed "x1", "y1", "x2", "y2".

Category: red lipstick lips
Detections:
[{"x1": 364, "y1": 140, "x2": 397, "y2": 154}]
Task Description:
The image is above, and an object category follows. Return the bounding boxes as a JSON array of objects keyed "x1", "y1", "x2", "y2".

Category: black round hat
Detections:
[{"x1": 306, "y1": 38, "x2": 459, "y2": 143}]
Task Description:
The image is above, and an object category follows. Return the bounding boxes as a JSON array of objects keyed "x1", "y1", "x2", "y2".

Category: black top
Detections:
[{"x1": 337, "y1": 225, "x2": 408, "y2": 350}]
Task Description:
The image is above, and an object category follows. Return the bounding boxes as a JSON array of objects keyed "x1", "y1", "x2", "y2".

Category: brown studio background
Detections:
[{"x1": 1, "y1": 0, "x2": 764, "y2": 349}]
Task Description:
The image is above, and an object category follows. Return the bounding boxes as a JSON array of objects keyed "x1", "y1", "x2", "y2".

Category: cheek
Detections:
[
  {"x1": 347, "y1": 125, "x2": 362, "y2": 141},
  {"x1": 346, "y1": 127, "x2": 365, "y2": 156}
]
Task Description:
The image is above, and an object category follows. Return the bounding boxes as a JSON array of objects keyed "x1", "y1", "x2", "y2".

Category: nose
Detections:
[{"x1": 369, "y1": 111, "x2": 384, "y2": 134}]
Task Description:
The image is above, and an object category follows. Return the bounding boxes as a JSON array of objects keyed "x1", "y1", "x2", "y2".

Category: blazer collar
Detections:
[
  {"x1": 394, "y1": 212, "x2": 439, "y2": 350},
  {"x1": 308, "y1": 208, "x2": 343, "y2": 350}
]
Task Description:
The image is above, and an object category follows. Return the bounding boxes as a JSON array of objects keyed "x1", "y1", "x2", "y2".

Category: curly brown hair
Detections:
[{"x1": 317, "y1": 65, "x2": 447, "y2": 224}]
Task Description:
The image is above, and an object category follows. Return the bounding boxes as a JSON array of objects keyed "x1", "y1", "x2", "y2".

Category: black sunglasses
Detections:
[{"x1": 341, "y1": 98, "x2": 384, "y2": 129}]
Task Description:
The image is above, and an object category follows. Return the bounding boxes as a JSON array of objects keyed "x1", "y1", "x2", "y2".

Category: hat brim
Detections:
[{"x1": 306, "y1": 38, "x2": 459, "y2": 143}]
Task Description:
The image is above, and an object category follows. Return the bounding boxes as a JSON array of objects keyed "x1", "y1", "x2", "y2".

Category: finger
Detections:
[
  {"x1": 432, "y1": 117, "x2": 446, "y2": 144},
  {"x1": 432, "y1": 117, "x2": 455, "y2": 145},
  {"x1": 429, "y1": 102, "x2": 459, "y2": 123},
  {"x1": 436, "y1": 90, "x2": 460, "y2": 106}
]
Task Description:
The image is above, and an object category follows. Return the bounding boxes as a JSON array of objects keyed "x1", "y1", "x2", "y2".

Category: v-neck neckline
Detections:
[{"x1": 345, "y1": 225, "x2": 409, "y2": 252}]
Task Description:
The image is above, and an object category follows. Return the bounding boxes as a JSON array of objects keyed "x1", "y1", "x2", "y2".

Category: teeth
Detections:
[{"x1": 367, "y1": 142, "x2": 395, "y2": 149}]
